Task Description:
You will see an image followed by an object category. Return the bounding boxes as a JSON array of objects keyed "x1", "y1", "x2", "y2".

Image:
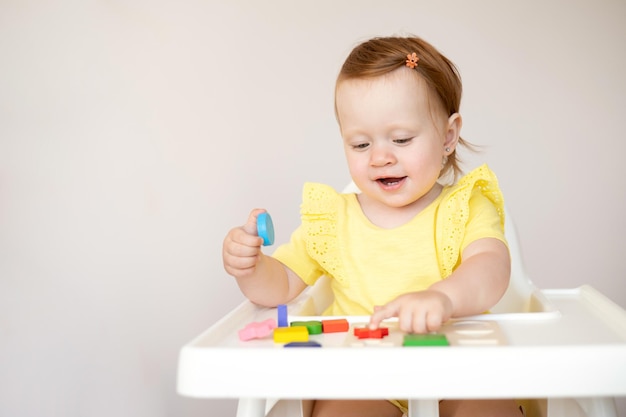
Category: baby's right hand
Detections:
[{"x1": 222, "y1": 209, "x2": 266, "y2": 279}]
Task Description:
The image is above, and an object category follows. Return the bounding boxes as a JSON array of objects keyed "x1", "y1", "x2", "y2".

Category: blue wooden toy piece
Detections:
[
  {"x1": 284, "y1": 341, "x2": 322, "y2": 348},
  {"x1": 257, "y1": 212, "x2": 275, "y2": 246},
  {"x1": 277, "y1": 304, "x2": 288, "y2": 327}
]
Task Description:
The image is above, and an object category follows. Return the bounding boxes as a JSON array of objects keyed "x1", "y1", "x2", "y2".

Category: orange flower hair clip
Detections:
[{"x1": 406, "y1": 52, "x2": 419, "y2": 69}]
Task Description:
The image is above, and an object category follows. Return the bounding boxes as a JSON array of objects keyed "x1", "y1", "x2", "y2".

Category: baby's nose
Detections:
[{"x1": 370, "y1": 144, "x2": 396, "y2": 166}]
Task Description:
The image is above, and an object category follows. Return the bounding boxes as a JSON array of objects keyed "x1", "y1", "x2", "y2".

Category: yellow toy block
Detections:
[{"x1": 273, "y1": 326, "x2": 309, "y2": 343}]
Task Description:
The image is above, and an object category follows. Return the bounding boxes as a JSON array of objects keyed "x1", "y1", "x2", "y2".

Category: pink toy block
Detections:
[{"x1": 238, "y1": 318, "x2": 277, "y2": 341}]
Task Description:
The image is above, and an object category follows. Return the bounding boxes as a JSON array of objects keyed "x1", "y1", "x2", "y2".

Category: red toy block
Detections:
[
  {"x1": 353, "y1": 327, "x2": 389, "y2": 339},
  {"x1": 321, "y1": 318, "x2": 349, "y2": 333},
  {"x1": 238, "y1": 318, "x2": 277, "y2": 341}
]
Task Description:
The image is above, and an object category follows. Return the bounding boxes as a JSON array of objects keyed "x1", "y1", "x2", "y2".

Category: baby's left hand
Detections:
[{"x1": 369, "y1": 290, "x2": 453, "y2": 334}]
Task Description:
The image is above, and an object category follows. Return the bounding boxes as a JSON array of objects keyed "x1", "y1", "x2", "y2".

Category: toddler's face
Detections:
[{"x1": 335, "y1": 68, "x2": 459, "y2": 221}]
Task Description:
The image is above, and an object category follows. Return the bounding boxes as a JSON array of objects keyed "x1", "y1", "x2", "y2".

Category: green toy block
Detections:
[
  {"x1": 290, "y1": 320, "x2": 323, "y2": 335},
  {"x1": 403, "y1": 333, "x2": 449, "y2": 347}
]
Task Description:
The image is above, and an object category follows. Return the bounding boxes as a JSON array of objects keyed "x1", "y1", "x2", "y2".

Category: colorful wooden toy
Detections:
[
  {"x1": 277, "y1": 304, "x2": 288, "y2": 327},
  {"x1": 284, "y1": 341, "x2": 322, "y2": 348},
  {"x1": 290, "y1": 320, "x2": 323, "y2": 335},
  {"x1": 403, "y1": 333, "x2": 449, "y2": 347},
  {"x1": 321, "y1": 318, "x2": 349, "y2": 333},
  {"x1": 353, "y1": 327, "x2": 389, "y2": 339},
  {"x1": 238, "y1": 318, "x2": 277, "y2": 341},
  {"x1": 273, "y1": 326, "x2": 309, "y2": 343},
  {"x1": 257, "y1": 212, "x2": 275, "y2": 246}
]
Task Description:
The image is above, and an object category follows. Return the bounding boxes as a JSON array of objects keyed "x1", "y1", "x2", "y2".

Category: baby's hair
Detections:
[{"x1": 336, "y1": 35, "x2": 474, "y2": 181}]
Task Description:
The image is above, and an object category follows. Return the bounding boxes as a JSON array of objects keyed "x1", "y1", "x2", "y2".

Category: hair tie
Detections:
[{"x1": 405, "y1": 52, "x2": 419, "y2": 69}]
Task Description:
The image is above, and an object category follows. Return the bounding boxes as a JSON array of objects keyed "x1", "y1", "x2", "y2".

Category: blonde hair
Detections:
[{"x1": 336, "y1": 36, "x2": 473, "y2": 181}]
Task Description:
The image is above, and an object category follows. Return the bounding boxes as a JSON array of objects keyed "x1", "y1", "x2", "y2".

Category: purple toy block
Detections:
[
  {"x1": 277, "y1": 304, "x2": 288, "y2": 327},
  {"x1": 284, "y1": 341, "x2": 322, "y2": 348}
]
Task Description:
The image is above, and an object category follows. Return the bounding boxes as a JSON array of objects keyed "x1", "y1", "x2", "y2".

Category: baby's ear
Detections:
[{"x1": 444, "y1": 113, "x2": 462, "y2": 154}]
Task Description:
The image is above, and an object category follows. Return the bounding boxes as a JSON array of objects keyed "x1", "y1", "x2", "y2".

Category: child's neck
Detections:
[{"x1": 357, "y1": 183, "x2": 443, "y2": 229}]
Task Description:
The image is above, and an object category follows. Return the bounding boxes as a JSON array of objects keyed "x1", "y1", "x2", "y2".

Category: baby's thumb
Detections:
[{"x1": 242, "y1": 208, "x2": 266, "y2": 237}]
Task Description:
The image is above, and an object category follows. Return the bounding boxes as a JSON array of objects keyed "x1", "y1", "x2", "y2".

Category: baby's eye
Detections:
[
  {"x1": 352, "y1": 143, "x2": 370, "y2": 150},
  {"x1": 393, "y1": 138, "x2": 413, "y2": 145}
]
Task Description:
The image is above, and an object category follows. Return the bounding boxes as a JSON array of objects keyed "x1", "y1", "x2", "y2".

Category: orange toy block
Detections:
[
  {"x1": 321, "y1": 318, "x2": 349, "y2": 333},
  {"x1": 273, "y1": 326, "x2": 309, "y2": 343},
  {"x1": 353, "y1": 327, "x2": 389, "y2": 339}
]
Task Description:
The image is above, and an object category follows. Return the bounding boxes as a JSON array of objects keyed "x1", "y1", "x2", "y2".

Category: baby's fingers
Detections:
[
  {"x1": 368, "y1": 304, "x2": 398, "y2": 330},
  {"x1": 424, "y1": 310, "x2": 444, "y2": 333}
]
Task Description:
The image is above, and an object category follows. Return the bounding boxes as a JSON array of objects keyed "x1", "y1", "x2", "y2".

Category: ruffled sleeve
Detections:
[
  {"x1": 436, "y1": 164, "x2": 505, "y2": 278},
  {"x1": 300, "y1": 183, "x2": 347, "y2": 285}
]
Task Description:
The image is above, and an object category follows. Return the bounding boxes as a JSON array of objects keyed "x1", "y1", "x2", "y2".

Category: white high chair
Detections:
[{"x1": 177, "y1": 183, "x2": 626, "y2": 417}]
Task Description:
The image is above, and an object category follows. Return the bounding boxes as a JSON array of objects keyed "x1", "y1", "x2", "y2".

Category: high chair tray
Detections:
[{"x1": 177, "y1": 285, "x2": 626, "y2": 400}]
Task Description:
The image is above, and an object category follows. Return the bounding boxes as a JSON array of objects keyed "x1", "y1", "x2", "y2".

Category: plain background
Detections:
[{"x1": 1, "y1": 1, "x2": 625, "y2": 416}]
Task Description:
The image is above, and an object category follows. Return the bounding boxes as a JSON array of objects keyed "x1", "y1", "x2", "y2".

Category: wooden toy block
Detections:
[
  {"x1": 277, "y1": 304, "x2": 288, "y2": 327},
  {"x1": 273, "y1": 326, "x2": 309, "y2": 343},
  {"x1": 353, "y1": 327, "x2": 389, "y2": 339},
  {"x1": 321, "y1": 318, "x2": 349, "y2": 333},
  {"x1": 403, "y1": 333, "x2": 449, "y2": 347},
  {"x1": 256, "y1": 212, "x2": 275, "y2": 246},
  {"x1": 290, "y1": 320, "x2": 323, "y2": 335},
  {"x1": 238, "y1": 318, "x2": 277, "y2": 341},
  {"x1": 284, "y1": 341, "x2": 322, "y2": 348}
]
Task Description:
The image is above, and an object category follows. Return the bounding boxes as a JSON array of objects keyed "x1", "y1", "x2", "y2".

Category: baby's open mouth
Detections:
[{"x1": 377, "y1": 177, "x2": 405, "y2": 186}]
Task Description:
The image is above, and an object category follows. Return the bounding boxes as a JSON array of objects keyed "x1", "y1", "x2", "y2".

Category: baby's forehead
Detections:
[
  {"x1": 336, "y1": 69, "x2": 447, "y2": 117},
  {"x1": 338, "y1": 67, "x2": 419, "y2": 87},
  {"x1": 336, "y1": 69, "x2": 419, "y2": 100}
]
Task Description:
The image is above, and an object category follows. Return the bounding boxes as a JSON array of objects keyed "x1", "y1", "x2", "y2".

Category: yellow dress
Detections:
[{"x1": 273, "y1": 164, "x2": 506, "y2": 316}]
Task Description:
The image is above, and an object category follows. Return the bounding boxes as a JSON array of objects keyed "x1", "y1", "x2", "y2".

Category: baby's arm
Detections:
[
  {"x1": 222, "y1": 209, "x2": 308, "y2": 307},
  {"x1": 369, "y1": 237, "x2": 510, "y2": 333}
]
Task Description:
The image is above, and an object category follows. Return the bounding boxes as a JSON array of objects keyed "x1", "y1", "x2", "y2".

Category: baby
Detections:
[{"x1": 223, "y1": 35, "x2": 522, "y2": 417}]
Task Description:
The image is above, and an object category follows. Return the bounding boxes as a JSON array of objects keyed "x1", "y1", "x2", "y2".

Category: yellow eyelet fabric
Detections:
[
  {"x1": 301, "y1": 182, "x2": 345, "y2": 285},
  {"x1": 436, "y1": 164, "x2": 505, "y2": 278}
]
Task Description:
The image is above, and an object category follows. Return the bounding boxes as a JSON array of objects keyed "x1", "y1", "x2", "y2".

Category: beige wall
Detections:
[{"x1": 1, "y1": 1, "x2": 624, "y2": 416}]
